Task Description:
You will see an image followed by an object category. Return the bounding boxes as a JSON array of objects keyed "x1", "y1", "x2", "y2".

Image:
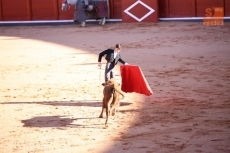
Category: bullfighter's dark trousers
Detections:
[{"x1": 105, "y1": 62, "x2": 115, "y2": 82}]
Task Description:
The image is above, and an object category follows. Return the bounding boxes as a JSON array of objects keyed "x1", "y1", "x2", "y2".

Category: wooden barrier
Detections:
[
  {"x1": 158, "y1": 0, "x2": 227, "y2": 18},
  {"x1": 160, "y1": 0, "x2": 196, "y2": 17},
  {"x1": 31, "y1": 0, "x2": 58, "y2": 20},
  {"x1": 1, "y1": 0, "x2": 31, "y2": 21},
  {"x1": 0, "y1": 0, "x2": 229, "y2": 21},
  {"x1": 196, "y1": 0, "x2": 224, "y2": 17},
  {"x1": 169, "y1": 0, "x2": 195, "y2": 17},
  {"x1": 122, "y1": 0, "x2": 159, "y2": 22},
  {"x1": 109, "y1": 0, "x2": 122, "y2": 19},
  {"x1": 58, "y1": 0, "x2": 74, "y2": 20},
  {"x1": 158, "y1": 0, "x2": 169, "y2": 18},
  {"x1": 225, "y1": 0, "x2": 230, "y2": 16},
  {"x1": 0, "y1": 0, "x2": 2, "y2": 21}
]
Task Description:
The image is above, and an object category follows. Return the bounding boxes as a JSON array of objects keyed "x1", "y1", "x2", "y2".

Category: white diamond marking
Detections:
[{"x1": 124, "y1": 0, "x2": 155, "y2": 22}]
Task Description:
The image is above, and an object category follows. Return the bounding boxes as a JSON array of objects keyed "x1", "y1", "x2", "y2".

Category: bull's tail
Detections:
[
  {"x1": 119, "y1": 92, "x2": 125, "y2": 100},
  {"x1": 114, "y1": 85, "x2": 125, "y2": 100}
]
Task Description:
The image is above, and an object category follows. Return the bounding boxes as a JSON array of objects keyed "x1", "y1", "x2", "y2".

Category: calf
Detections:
[{"x1": 99, "y1": 78, "x2": 124, "y2": 128}]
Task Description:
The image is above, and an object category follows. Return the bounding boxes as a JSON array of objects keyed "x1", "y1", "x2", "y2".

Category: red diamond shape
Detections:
[{"x1": 128, "y1": 3, "x2": 150, "y2": 19}]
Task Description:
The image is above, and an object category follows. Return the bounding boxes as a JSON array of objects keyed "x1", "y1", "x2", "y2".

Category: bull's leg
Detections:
[
  {"x1": 99, "y1": 108, "x2": 105, "y2": 118},
  {"x1": 111, "y1": 93, "x2": 118, "y2": 116},
  {"x1": 99, "y1": 98, "x2": 105, "y2": 118},
  {"x1": 105, "y1": 98, "x2": 113, "y2": 128},
  {"x1": 111, "y1": 103, "x2": 117, "y2": 116},
  {"x1": 111, "y1": 101, "x2": 120, "y2": 116},
  {"x1": 110, "y1": 101, "x2": 116, "y2": 116},
  {"x1": 115, "y1": 100, "x2": 121, "y2": 116},
  {"x1": 105, "y1": 101, "x2": 109, "y2": 127},
  {"x1": 110, "y1": 97, "x2": 116, "y2": 116}
]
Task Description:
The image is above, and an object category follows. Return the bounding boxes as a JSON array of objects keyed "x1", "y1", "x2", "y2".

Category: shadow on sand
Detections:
[
  {"x1": 0, "y1": 100, "x2": 132, "y2": 107},
  {"x1": 20, "y1": 115, "x2": 105, "y2": 128},
  {"x1": 1, "y1": 100, "x2": 132, "y2": 129}
]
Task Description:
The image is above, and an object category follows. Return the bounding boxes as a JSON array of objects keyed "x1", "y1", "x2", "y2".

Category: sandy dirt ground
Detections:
[{"x1": 0, "y1": 21, "x2": 230, "y2": 153}]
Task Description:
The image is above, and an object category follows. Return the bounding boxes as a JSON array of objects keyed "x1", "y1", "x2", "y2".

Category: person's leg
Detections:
[
  {"x1": 80, "y1": 21, "x2": 86, "y2": 27},
  {"x1": 99, "y1": 17, "x2": 106, "y2": 25},
  {"x1": 104, "y1": 63, "x2": 115, "y2": 82},
  {"x1": 110, "y1": 67, "x2": 115, "y2": 79},
  {"x1": 74, "y1": 0, "x2": 87, "y2": 27},
  {"x1": 101, "y1": 17, "x2": 106, "y2": 25},
  {"x1": 104, "y1": 63, "x2": 109, "y2": 82},
  {"x1": 99, "y1": 18, "x2": 102, "y2": 24}
]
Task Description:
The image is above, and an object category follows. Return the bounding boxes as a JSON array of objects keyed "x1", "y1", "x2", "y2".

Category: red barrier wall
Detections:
[
  {"x1": 158, "y1": 0, "x2": 228, "y2": 18},
  {"x1": 159, "y1": 0, "x2": 196, "y2": 17},
  {"x1": 122, "y1": 0, "x2": 159, "y2": 22},
  {"x1": 169, "y1": 0, "x2": 195, "y2": 17},
  {"x1": 0, "y1": 0, "x2": 229, "y2": 21},
  {"x1": 0, "y1": 0, "x2": 2, "y2": 21},
  {"x1": 1, "y1": 0, "x2": 31, "y2": 21},
  {"x1": 196, "y1": 0, "x2": 224, "y2": 17},
  {"x1": 31, "y1": 0, "x2": 58, "y2": 20},
  {"x1": 225, "y1": 0, "x2": 230, "y2": 16},
  {"x1": 159, "y1": 0, "x2": 169, "y2": 17},
  {"x1": 109, "y1": 0, "x2": 122, "y2": 19},
  {"x1": 58, "y1": 0, "x2": 74, "y2": 20}
]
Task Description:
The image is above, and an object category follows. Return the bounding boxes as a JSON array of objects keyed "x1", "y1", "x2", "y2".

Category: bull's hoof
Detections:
[
  {"x1": 99, "y1": 115, "x2": 103, "y2": 118},
  {"x1": 105, "y1": 124, "x2": 108, "y2": 128}
]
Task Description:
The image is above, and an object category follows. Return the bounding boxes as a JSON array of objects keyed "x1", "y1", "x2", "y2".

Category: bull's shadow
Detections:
[
  {"x1": 21, "y1": 115, "x2": 104, "y2": 128},
  {"x1": 2, "y1": 100, "x2": 132, "y2": 128},
  {"x1": 21, "y1": 115, "x2": 76, "y2": 128},
  {"x1": 1, "y1": 100, "x2": 132, "y2": 107}
]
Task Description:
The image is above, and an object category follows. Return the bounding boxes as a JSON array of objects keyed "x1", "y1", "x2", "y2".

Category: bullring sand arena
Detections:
[{"x1": 0, "y1": 21, "x2": 230, "y2": 153}]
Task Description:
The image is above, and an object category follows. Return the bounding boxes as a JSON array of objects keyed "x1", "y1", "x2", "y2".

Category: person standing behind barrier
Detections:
[
  {"x1": 98, "y1": 44, "x2": 129, "y2": 82},
  {"x1": 95, "y1": 0, "x2": 109, "y2": 26},
  {"x1": 74, "y1": 0, "x2": 88, "y2": 27}
]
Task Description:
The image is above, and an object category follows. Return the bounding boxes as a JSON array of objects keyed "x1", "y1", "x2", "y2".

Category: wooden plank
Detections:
[
  {"x1": 169, "y1": 0, "x2": 195, "y2": 17},
  {"x1": 27, "y1": 0, "x2": 32, "y2": 20},
  {"x1": 196, "y1": 0, "x2": 224, "y2": 17},
  {"x1": 107, "y1": 0, "x2": 110, "y2": 19},
  {"x1": 159, "y1": 0, "x2": 169, "y2": 17},
  {"x1": 0, "y1": 0, "x2": 2, "y2": 21},
  {"x1": 1, "y1": 0, "x2": 30, "y2": 21},
  {"x1": 108, "y1": 0, "x2": 114, "y2": 18},
  {"x1": 31, "y1": 0, "x2": 58, "y2": 20},
  {"x1": 110, "y1": 0, "x2": 121, "y2": 19}
]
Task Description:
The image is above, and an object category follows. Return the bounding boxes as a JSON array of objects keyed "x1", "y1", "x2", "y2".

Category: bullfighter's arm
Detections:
[
  {"x1": 98, "y1": 49, "x2": 109, "y2": 62},
  {"x1": 118, "y1": 55, "x2": 128, "y2": 65}
]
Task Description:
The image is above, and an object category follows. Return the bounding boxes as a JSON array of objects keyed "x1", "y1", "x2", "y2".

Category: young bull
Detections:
[{"x1": 99, "y1": 78, "x2": 124, "y2": 128}]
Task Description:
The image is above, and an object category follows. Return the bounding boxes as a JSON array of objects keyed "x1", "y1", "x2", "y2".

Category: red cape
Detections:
[{"x1": 120, "y1": 65, "x2": 153, "y2": 96}]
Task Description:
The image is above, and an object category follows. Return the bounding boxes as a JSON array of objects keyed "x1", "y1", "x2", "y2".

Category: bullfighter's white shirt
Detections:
[{"x1": 114, "y1": 50, "x2": 118, "y2": 58}]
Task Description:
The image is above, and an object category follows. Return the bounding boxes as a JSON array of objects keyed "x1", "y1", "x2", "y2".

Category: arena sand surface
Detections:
[{"x1": 0, "y1": 21, "x2": 230, "y2": 153}]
